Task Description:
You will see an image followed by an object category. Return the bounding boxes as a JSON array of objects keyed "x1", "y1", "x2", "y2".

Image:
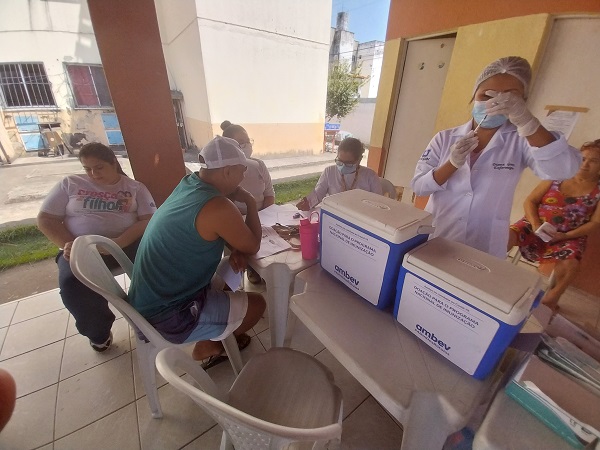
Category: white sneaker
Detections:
[{"x1": 90, "y1": 331, "x2": 113, "y2": 352}]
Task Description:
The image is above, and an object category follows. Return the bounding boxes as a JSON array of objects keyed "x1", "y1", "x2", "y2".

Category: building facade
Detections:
[{"x1": 0, "y1": 0, "x2": 331, "y2": 161}]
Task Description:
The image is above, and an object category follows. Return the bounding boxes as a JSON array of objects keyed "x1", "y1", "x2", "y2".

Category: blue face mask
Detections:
[
  {"x1": 472, "y1": 101, "x2": 508, "y2": 129},
  {"x1": 336, "y1": 162, "x2": 357, "y2": 175}
]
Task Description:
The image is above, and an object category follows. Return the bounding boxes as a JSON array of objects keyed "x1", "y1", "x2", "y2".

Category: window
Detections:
[
  {"x1": 66, "y1": 64, "x2": 113, "y2": 107},
  {"x1": 0, "y1": 63, "x2": 56, "y2": 108}
]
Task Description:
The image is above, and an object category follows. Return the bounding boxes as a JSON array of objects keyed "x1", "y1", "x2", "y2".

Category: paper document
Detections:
[
  {"x1": 258, "y1": 204, "x2": 302, "y2": 227},
  {"x1": 255, "y1": 226, "x2": 292, "y2": 259},
  {"x1": 215, "y1": 261, "x2": 243, "y2": 291},
  {"x1": 543, "y1": 110, "x2": 579, "y2": 139}
]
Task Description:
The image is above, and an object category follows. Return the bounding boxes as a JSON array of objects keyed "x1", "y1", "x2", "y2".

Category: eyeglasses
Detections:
[
  {"x1": 240, "y1": 139, "x2": 254, "y2": 145},
  {"x1": 335, "y1": 157, "x2": 358, "y2": 168}
]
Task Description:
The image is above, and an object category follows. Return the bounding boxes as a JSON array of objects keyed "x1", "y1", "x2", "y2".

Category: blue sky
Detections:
[{"x1": 331, "y1": 0, "x2": 391, "y2": 43}]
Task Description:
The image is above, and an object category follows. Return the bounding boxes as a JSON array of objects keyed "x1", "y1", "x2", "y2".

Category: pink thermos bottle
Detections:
[{"x1": 299, "y1": 211, "x2": 320, "y2": 260}]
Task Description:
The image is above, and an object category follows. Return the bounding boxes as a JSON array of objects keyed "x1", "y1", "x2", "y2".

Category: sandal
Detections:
[
  {"x1": 200, "y1": 334, "x2": 251, "y2": 370},
  {"x1": 236, "y1": 333, "x2": 252, "y2": 351},
  {"x1": 247, "y1": 267, "x2": 263, "y2": 285},
  {"x1": 201, "y1": 353, "x2": 228, "y2": 370}
]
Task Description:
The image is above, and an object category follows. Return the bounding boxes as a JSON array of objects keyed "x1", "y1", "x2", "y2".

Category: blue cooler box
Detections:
[
  {"x1": 394, "y1": 237, "x2": 543, "y2": 379},
  {"x1": 320, "y1": 189, "x2": 433, "y2": 309}
]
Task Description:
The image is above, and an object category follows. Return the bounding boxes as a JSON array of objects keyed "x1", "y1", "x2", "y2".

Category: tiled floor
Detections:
[
  {"x1": 1, "y1": 266, "x2": 599, "y2": 450},
  {"x1": 0, "y1": 275, "x2": 404, "y2": 450}
]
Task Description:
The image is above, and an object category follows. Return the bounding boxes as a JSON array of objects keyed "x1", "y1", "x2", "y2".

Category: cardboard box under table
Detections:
[
  {"x1": 395, "y1": 237, "x2": 543, "y2": 379},
  {"x1": 320, "y1": 189, "x2": 433, "y2": 309}
]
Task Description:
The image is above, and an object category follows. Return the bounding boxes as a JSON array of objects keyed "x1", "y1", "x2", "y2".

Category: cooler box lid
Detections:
[
  {"x1": 403, "y1": 237, "x2": 540, "y2": 315},
  {"x1": 321, "y1": 189, "x2": 433, "y2": 243}
]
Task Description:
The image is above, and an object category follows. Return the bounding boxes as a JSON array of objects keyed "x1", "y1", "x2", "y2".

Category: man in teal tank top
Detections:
[{"x1": 129, "y1": 136, "x2": 265, "y2": 362}]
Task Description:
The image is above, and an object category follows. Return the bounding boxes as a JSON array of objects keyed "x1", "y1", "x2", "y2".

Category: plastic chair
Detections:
[
  {"x1": 510, "y1": 247, "x2": 556, "y2": 289},
  {"x1": 69, "y1": 235, "x2": 243, "y2": 419},
  {"x1": 379, "y1": 177, "x2": 399, "y2": 200},
  {"x1": 156, "y1": 346, "x2": 343, "y2": 450}
]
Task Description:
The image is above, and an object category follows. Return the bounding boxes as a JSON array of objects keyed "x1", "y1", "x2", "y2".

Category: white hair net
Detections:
[{"x1": 473, "y1": 56, "x2": 532, "y2": 97}]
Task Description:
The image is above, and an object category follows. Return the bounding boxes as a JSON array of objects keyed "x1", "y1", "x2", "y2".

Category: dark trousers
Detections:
[{"x1": 57, "y1": 239, "x2": 140, "y2": 344}]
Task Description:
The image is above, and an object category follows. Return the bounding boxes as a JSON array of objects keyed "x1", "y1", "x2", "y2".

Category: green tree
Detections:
[{"x1": 325, "y1": 62, "x2": 369, "y2": 121}]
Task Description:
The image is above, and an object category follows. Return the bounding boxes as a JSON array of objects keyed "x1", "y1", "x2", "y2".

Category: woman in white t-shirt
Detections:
[
  {"x1": 221, "y1": 120, "x2": 275, "y2": 284},
  {"x1": 38, "y1": 143, "x2": 156, "y2": 352}
]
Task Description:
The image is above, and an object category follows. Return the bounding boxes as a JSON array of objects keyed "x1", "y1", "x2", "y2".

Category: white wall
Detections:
[
  {"x1": 338, "y1": 99, "x2": 376, "y2": 145},
  {"x1": 155, "y1": 0, "x2": 211, "y2": 123},
  {"x1": 157, "y1": 0, "x2": 331, "y2": 153},
  {"x1": 0, "y1": 0, "x2": 100, "y2": 110},
  {"x1": 196, "y1": 0, "x2": 330, "y2": 122},
  {"x1": 511, "y1": 16, "x2": 600, "y2": 222},
  {"x1": 356, "y1": 41, "x2": 384, "y2": 98}
]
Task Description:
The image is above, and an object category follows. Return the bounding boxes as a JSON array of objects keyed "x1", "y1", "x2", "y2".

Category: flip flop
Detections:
[
  {"x1": 200, "y1": 334, "x2": 251, "y2": 370},
  {"x1": 201, "y1": 353, "x2": 228, "y2": 370}
]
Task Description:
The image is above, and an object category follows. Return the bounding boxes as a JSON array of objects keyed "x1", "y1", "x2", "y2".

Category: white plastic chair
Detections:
[
  {"x1": 379, "y1": 177, "x2": 398, "y2": 200},
  {"x1": 156, "y1": 346, "x2": 343, "y2": 450},
  {"x1": 510, "y1": 247, "x2": 556, "y2": 289},
  {"x1": 69, "y1": 235, "x2": 243, "y2": 419}
]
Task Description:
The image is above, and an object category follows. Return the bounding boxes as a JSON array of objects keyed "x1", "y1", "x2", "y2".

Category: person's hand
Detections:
[
  {"x1": 449, "y1": 131, "x2": 478, "y2": 168},
  {"x1": 485, "y1": 90, "x2": 540, "y2": 137},
  {"x1": 62, "y1": 241, "x2": 74, "y2": 261},
  {"x1": 549, "y1": 231, "x2": 570, "y2": 244},
  {"x1": 228, "y1": 187, "x2": 254, "y2": 205},
  {"x1": 296, "y1": 197, "x2": 310, "y2": 211},
  {"x1": 229, "y1": 250, "x2": 248, "y2": 273}
]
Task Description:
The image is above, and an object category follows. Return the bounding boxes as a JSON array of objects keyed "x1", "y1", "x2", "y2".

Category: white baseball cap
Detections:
[{"x1": 199, "y1": 136, "x2": 248, "y2": 169}]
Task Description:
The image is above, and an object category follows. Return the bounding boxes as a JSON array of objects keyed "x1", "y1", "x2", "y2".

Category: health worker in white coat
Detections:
[{"x1": 411, "y1": 56, "x2": 581, "y2": 259}]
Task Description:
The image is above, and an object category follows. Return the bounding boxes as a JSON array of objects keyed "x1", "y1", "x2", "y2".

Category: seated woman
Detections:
[
  {"x1": 37, "y1": 143, "x2": 157, "y2": 351},
  {"x1": 296, "y1": 137, "x2": 382, "y2": 211},
  {"x1": 221, "y1": 120, "x2": 275, "y2": 284},
  {"x1": 508, "y1": 139, "x2": 600, "y2": 312}
]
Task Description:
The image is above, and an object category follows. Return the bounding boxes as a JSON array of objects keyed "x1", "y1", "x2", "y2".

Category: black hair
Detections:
[
  {"x1": 220, "y1": 120, "x2": 246, "y2": 139},
  {"x1": 78, "y1": 142, "x2": 126, "y2": 176}
]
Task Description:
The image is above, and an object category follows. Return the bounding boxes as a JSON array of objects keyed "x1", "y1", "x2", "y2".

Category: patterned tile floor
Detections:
[
  {"x1": 0, "y1": 274, "x2": 403, "y2": 450},
  {"x1": 0, "y1": 265, "x2": 598, "y2": 450}
]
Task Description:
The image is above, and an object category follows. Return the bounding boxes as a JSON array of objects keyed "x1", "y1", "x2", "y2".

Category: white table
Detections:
[
  {"x1": 473, "y1": 391, "x2": 571, "y2": 449},
  {"x1": 248, "y1": 249, "x2": 318, "y2": 347},
  {"x1": 290, "y1": 265, "x2": 495, "y2": 449}
]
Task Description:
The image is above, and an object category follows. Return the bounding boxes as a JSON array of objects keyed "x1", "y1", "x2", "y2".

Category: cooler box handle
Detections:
[{"x1": 417, "y1": 225, "x2": 435, "y2": 235}]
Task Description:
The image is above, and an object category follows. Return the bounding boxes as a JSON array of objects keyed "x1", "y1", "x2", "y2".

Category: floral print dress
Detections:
[{"x1": 510, "y1": 180, "x2": 600, "y2": 261}]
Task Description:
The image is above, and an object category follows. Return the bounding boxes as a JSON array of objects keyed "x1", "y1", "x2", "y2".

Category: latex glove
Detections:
[
  {"x1": 485, "y1": 90, "x2": 540, "y2": 137},
  {"x1": 449, "y1": 131, "x2": 479, "y2": 168}
]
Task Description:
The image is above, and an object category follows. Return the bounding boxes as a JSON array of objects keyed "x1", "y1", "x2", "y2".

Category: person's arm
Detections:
[
  {"x1": 370, "y1": 171, "x2": 383, "y2": 195},
  {"x1": 411, "y1": 131, "x2": 478, "y2": 195},
  {"x1": 551, "y1": 203, "x2": 600, "y2": 243},
  {"x1": 297, "y1": 169, "x2": 329, "y2": 210},
  {"x1": 523, "y1": 180, "x2": 553, "y2": 231},
  {"x1": 112, "y1": 214, "x2": 153, "y2": 248},
  {"x1": 112, "y1": 183, "x2": 156, "y2": 248},
  {"x1": 196, "y1": 188, "x2": 261, "y2": 255},
  {"x1": 432, "y1": 161, "x2": 460, "y2": 186},
  {"x1": 259, "y1": 160, "x2": 275, "y2": 210},
  {"x1": 261, "y1": 196, "x2": 275, "y2": 210},
  {"x1": 37, "y1": 211, "x2": 75, "y2": 248},
  {"x1": 485, "y1": 90, "x2": 580, "y2": 178}
]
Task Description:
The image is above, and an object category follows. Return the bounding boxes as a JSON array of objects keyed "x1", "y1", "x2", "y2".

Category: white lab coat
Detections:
[{"x1": 411, "y1": 121, "x2": 581, "y2": 258}]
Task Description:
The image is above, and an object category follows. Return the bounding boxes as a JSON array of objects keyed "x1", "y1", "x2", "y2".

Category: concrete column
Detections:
[{"x1": 87, "y1": 0, "x2": 185, "y2": 205}]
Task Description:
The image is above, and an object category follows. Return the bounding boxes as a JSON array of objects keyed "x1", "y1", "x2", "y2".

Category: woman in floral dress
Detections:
[{"x1": 509, "y1": 140, "x2": 600, "y2": 311}]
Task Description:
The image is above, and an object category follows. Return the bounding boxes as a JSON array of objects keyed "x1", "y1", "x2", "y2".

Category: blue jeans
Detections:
[{"x1": 57, "y1": 240, "x2": 140, "y2": 344}]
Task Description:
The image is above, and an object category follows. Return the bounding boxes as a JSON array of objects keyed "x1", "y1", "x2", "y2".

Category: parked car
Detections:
[{"x1": 334, "y1": 130, "x2": 353, "y2": 146}]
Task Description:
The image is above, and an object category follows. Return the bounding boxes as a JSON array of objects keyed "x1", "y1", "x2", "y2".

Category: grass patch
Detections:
[
  {"x1": 0, "y1": 178, "x2": 319, "y2": 269},
  {"x1": 0, "y1": 225, "x2": 58, "y2": 270},
  {"x1": 274, "y1": 175, "x2": 319, "y2": 204}
]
